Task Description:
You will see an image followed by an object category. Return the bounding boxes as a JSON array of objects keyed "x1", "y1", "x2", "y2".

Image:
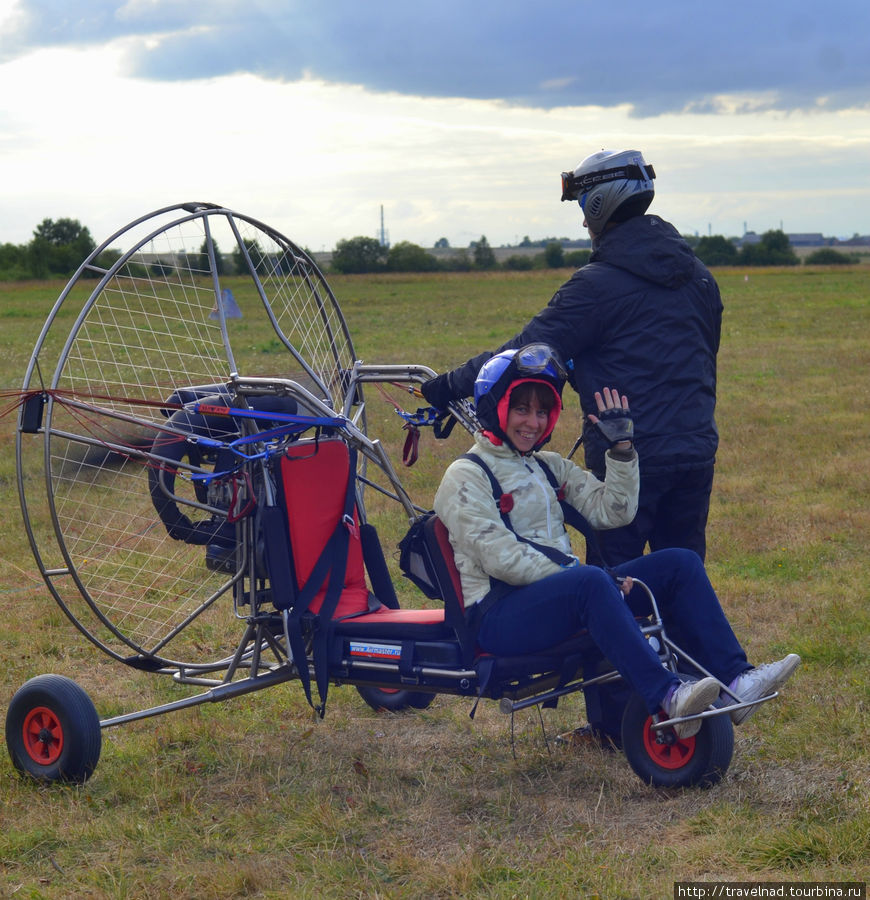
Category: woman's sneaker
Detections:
[
  {"x1": 728, "y1": 653, "x2": 801, "y2": 725},
  {"x1": 663, "y1": 677, "x2": 720, "y2": 738}
]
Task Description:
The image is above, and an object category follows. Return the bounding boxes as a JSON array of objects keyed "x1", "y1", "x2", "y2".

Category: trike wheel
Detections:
[
  {"x1": 356, "y1": 685, "x2": 435, "y2": 713},
  {"x1": 621, "y1": 689, "x2": 733, "y2": 788},
  {"x1": 6, "y1": 675, "x2": 102, "y2": 784}
]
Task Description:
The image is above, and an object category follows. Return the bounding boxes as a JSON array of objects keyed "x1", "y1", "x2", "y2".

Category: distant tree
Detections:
[
  {"x1": 232, "y1": 238, "x2": 267, "y2": 274},
  {"x1": 331, "y1": 236, "x2": 386, "y2": 274},
  {"x1": 188, "y1": 241, "x2": 208, "y2": 274},
  {"x1": 386, "y1": 241, "x2": 438, "y2": 272},
  {"x1": 694, "y1": 235, "x2": 738, "y2": 267},
  {"x1": 150, "y1": 260, "x2": 174, "y2": 277},
  {"x1": 504, "y1": 254, "x2": 534, "y2": 271},
  {"x1": 803, "y1": 248, "x2": 855, "y2": 265},
  {"x1": 739, "y1": 230, "x2": 799, "y2": 266},
  {"x1": 33, "y1": 218, "x2": 89, "y2": 246},
  {"x1": 519, "y1": 235, "x2": 533, "y2": 247},
  {"x1": 544, "y1": 241, "x2": 565, "y2": 268},
  {"x1": 760, "y1": 230, "x2": 791, "y2": 254},
  {"x1": 442, "y1": 249, "x2": 472, "y2": 272},
  {"x1": 564, "y1": 249, "x2": 592, "y2": 268},
  {"x1": 434, "y1": 237, "x2": 450, "y2": 249},
  {"x1": 0, "y1": 242, "x2": 29, "y2": 279},
  {"x1": 28, "y1": 217, "x2": 96, "y2": 278},
  {"x1": 94, "y1": 248, "x2": 123, "y2": 272},
  {"x1": 197, "y1": 239, "x2": 226, "y2": 275},
  {"x1": 472, "y1": 235, "x2": 496, "y2": 269}
]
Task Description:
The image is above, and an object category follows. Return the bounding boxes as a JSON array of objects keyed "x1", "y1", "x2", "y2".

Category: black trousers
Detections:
[{"x1": 586, "y1": 464, "x2": 715, "y2": 567}]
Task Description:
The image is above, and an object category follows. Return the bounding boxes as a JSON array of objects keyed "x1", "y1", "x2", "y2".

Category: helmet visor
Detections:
[{"x1": 514, "y1": 343, "x2": 567, "y2": 381}]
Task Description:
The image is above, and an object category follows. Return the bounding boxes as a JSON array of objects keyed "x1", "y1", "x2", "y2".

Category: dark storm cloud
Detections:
[{"x1": 3, "y1": 0, "x2": 868, "y2": 115}]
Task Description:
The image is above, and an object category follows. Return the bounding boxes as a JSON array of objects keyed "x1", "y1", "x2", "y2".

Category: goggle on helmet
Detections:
[
  {"x1": 560, "y1": 149, "x2": 656, "y2": 234},
  {"x1": 474, "y1": 343, "x2": 567, "y2": 451}
]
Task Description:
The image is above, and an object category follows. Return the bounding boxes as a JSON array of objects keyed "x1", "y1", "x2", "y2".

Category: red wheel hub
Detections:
[
  {"x1": 22, "y1": 706, "x2": 64, "y2": 765},
  {"x1": 642, "y1": 715, "x2": 696, "y2": 769}
]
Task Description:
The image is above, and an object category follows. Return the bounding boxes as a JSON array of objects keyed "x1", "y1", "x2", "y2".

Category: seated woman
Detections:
[{"x1": 432, "y1": 343, "x2": 799, "y2": 737}]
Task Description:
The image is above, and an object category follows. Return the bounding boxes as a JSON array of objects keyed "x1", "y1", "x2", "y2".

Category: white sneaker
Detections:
[
  {"x1": 663, "y1": 676, "x2": 720, "y2": 738},
  {"x1": 728, "y1": 653, "x2": 801, "y2": 725}
]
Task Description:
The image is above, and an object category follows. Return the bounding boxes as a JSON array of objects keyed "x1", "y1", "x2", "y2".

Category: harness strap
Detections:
[
  {"x1": 533, "y1": 455, "x2": 611, "y2": 569},
  {"x1": 459, "y1": 453, "x2": 577, "y2": 568},
  {"x1": 285, "y1": 447, "x2": 359, "y2": 716}
]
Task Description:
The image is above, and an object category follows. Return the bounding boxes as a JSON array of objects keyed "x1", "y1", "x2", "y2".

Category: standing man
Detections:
[
  {"x1": 422, "y1": 149, "x2": 723, "y2": 568},
  {"x1": 423, "y1": 150, "x2": 724, "y2": 747}
]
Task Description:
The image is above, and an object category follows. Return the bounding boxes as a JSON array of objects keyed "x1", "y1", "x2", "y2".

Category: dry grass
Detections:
[{"x1": 1, "y1": 267, "x2": 868, "y2": 898}]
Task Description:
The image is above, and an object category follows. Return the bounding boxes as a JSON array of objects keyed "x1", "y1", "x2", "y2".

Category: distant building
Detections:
[
  {"x1": 739, "y1": 231, "x2": 833, "y2": 248},
  {"x1": 787, "y1": 233, "x2": 829, "y2": 247}
]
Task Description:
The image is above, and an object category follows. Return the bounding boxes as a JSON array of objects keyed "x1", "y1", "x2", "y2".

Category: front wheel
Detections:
[
  {"x1": 621, "y1": 690, "x2": 733, "y2": 788},
  {"x1": 356, "y1": 685, "x2": 435, "y2": 713},
  {"x1": 6, "y1": 674, "x2": 102, "y2": 784}
]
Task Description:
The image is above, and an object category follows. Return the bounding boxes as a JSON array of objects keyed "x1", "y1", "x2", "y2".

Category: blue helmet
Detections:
[{"x1": 474, "y1": 343, "x2": 566, "y2": 450}]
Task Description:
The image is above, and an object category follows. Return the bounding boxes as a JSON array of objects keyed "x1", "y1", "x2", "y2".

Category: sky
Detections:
[{"x1": 1, "y1": 0, "x2": 869, "y2": 253}]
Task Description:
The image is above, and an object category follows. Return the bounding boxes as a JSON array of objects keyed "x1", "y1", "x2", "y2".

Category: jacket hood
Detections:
[
  {"x1": 481, "y1": 377, "x2": 562, "y2": 452},
  {"x1": 591, "y1": 214, "x2": 696, "y2": 290}
]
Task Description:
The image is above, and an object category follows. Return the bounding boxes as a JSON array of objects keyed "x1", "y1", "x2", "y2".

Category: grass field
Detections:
[{"x1": 0, "y1": 266, "x2": 868, "y2": 899}]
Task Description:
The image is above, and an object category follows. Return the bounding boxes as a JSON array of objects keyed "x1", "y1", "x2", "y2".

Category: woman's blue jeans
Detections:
[{"x1": 477, "y1": 547, "x2": 750, "y2": 715}]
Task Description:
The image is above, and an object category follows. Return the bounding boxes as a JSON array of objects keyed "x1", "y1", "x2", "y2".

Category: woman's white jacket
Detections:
[{"x1": 433, "y1": 432, "x2": 638, "y2": 607}]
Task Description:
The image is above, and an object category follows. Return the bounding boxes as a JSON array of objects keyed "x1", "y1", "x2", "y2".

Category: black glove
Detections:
[
  {"x1": 591, "y1": 406, "x2": 634, "y2": 447},
  {"x1": 420, "y1": 373, "x2": 456, "y2": 410}
]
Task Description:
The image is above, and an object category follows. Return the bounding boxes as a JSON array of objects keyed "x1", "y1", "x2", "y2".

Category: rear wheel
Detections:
[
  {"x1": 621, "y1": 689, "x2": 733, "y2": 788},
  {"x1": 356, "y1": 685, "x2": 435, "y2": 713},
  {"x1": 6, "y1": 675, "x2": 102, "y2": 784}
]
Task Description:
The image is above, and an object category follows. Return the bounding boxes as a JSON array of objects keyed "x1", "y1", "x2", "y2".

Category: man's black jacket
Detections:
[{"x1": 430, "y1": 214, "x2": 723, "y2": 475}]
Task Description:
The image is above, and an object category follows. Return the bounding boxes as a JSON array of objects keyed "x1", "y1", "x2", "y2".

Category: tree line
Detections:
[
  {"x1": 330, "y1": 235, "x2": 593, "y2": 274},
  {"x1": 1, "y1": 218, "x2": 102, "y2": 281},
  {"x1": 333, "y1": 230, "x2": 859, "y2": 273},
  {"x1": 0, "y1": 219, "x2": 860, "y2": 282},
  {"x1": 0, "y1": 218, "x2": 290, "y2": 281},
  {"x1": 687, "y1": 230, "x2": 858, "y2": 267}
]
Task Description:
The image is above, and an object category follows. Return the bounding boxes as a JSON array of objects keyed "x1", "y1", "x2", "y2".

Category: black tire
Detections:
[
  {"x1": 356, "y1": 685, "x2": 435, "y2": 713},
  {"x1": 5, "y1": 675, "x2": 102, "y2": 784},
  {"x1": 621, "y1": 689, "x2": 733, "y2": 788}
]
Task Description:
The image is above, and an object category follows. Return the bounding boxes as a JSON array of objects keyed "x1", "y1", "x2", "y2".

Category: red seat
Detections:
[
  {"x1": 279, "y1": 438, "x2": 448, "y2": 633},
  {"x1": 279, "y1": 439, "x2": 371, "y2": 618}
]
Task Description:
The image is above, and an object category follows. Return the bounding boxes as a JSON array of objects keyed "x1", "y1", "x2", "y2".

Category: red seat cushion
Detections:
[
  {"x1": 279, "y1": 440, "x2": 370, "y2": 619},
  {"x1": 342, "y1": 607, "x2": 445, "y2": 626}
]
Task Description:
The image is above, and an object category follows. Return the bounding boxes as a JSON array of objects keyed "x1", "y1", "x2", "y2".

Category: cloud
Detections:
[{"x1": 3, "y1": 0, "x2": 869, "y2": 116}]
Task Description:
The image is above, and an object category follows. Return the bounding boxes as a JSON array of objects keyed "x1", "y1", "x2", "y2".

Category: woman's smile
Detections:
[{"x1": 505, "y1": 400, "x2": 549, "y2": 452}]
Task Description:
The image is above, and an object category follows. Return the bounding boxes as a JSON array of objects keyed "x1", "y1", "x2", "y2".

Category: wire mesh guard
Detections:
[{"x1": 17, "y1": 203, "x2": 361, "y2": 669}]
